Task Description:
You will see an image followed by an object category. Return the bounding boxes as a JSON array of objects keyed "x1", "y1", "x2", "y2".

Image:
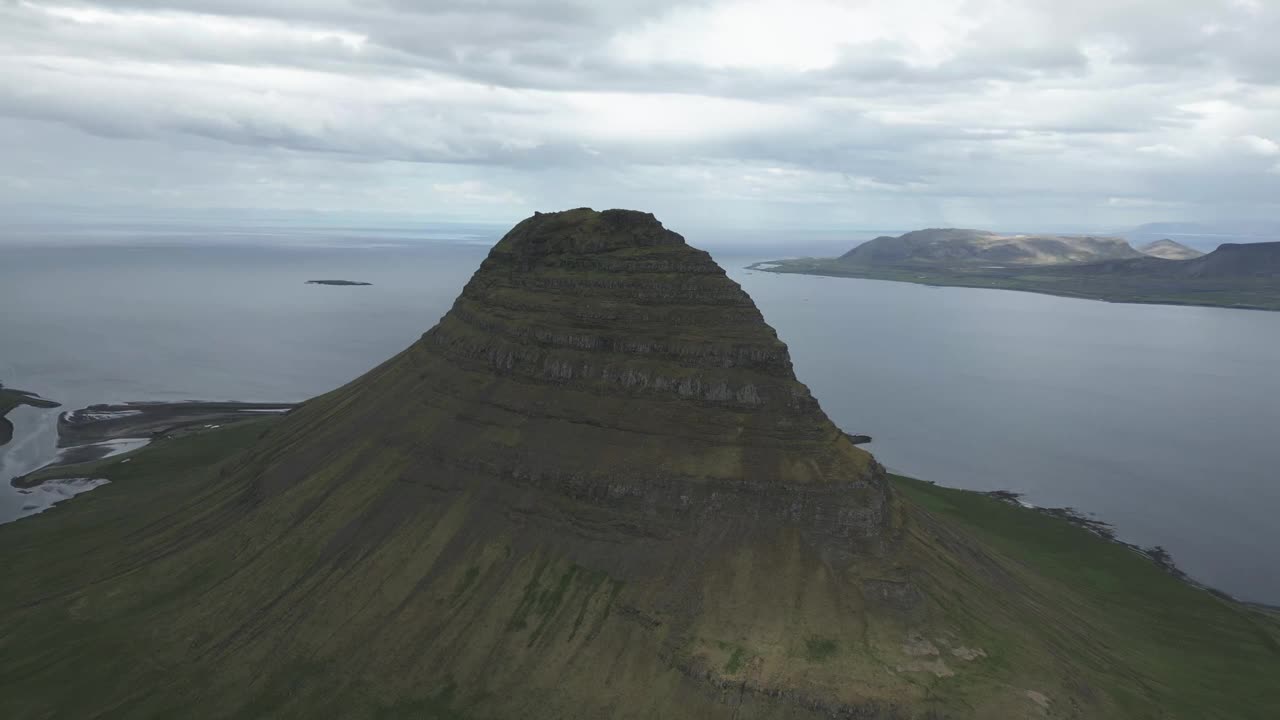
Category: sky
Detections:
[{"x1": 2, "y1": 0, "x2": 1279, "y2": 232}]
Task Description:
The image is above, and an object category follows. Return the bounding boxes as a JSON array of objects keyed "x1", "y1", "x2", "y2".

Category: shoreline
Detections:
[
  {"x1": 9, "y1": 400, "x2": 296, "y2": 491},
  {"x1": 56, "y1": 401, "x2": 295, "y2": 448},
  {"x1": 0, "y1": 383, "x2": 61, "y2": 448},
  {"x1": 746, "y1": 261, "x2": 1280, "y2": 312},
  {"x1": 894, "y1": 475, "x2": 1280, "y2": 612},
  {"x1": 973, "y1": 486, "x2": 1250, "y2": 604}
]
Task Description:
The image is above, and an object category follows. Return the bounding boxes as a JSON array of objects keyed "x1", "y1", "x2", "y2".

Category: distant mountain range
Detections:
[
  {"x1": 840, "y1": 229, "x2": 1141, "y2": 266},
  {"x1": 1121, "y1": 221, "x2": 1280, "y2": 253},
  {"x1": 1074, "y1": 242, "x2": 1280, "y2": 280},
  {"x1": 751, "y1": 229, "x2": 1280, "y2": 311}
]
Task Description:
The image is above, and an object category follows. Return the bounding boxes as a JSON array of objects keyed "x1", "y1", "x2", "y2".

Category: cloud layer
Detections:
[{"x1": 2, "y1": 0, "x2": 1278, "y2": 230}]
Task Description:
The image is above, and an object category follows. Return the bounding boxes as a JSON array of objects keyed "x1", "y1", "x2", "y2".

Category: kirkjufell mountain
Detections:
[{"x1": 3, "y1": 209, "x2": 1278, "y2": 719}]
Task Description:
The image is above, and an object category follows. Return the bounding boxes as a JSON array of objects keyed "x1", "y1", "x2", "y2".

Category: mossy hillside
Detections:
[
  {"x1": 1, "y1": 424, "x2": 703, "y2": 719},
  {"x1": 6, "y1": 424, "x2": 1278, "y2": 718},
  {"x1": 893, "y1": 475, "x2": 1280, "y2": 718}
]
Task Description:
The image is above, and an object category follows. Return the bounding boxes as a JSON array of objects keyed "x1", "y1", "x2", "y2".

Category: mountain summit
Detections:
[
  {"x1": 421, "y1": 208, "x2": 884, "y2": 495},
  {"x1": 3, "y1": 209, "x2": 1278, "y2": 719},
  {"x1": 1137, "y1": 239, "x2": 1203, "y2": 260}
]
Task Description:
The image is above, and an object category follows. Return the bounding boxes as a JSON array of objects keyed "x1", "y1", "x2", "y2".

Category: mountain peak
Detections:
[
  {"x1": 494, "y1": 208, "x2": 685, "y2": 259},
  {"x1": 1138, "y1": 238, "x2": 1203, "y2": 260},
  {"x1": 420, "y1": 209, "x2": 881, "y2": 492}
]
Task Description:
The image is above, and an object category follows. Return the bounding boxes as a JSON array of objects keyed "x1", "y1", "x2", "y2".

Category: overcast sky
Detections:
[{"x1": 2, "y1": 0, "x2": 1279, "y2": 231}]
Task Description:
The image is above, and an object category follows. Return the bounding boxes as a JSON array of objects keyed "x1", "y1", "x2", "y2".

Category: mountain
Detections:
[
  {"x1": 1123, "y1": 221, "x2": 1280, "y2": 253},
  {"x1": 1177, "y1": 241, "x2": 1280, "y2": 278},
  {"x1": 840, "y1": 228, "x2": 1142, "y2": 267},
  {"x1": 1057, "y1": 242, "x2": 1280, "y2": 280},
  {"x1": 753, "y1": 234, "x2": 1280, "y2": 311},
  {"x1": 1138, "y1": 239, "x2": 1203, "y2": 260},
  {"x1": 4, "y1": 209, "x2": 1279, "y2": 719}
]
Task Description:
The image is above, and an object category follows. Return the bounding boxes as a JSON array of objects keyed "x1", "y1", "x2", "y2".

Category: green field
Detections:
[{"x1": 893, "y1": 475, "x2": 1280, "y2": 717}]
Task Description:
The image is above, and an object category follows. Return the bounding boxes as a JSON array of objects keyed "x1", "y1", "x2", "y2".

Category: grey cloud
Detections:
[{"x1": 1, "y1": 0, "x2": 1278, "y2": 229}]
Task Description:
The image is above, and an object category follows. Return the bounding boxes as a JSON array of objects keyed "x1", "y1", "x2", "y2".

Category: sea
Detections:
[{"x1": 2, "y1": 220, "x2": 1278, "y2": 604}]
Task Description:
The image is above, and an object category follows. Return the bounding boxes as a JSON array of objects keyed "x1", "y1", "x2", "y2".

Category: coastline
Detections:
[
  {"x1": 0, "y1": 384, "x2": 61, "y2": 448},
  {"x1": 747, "y1": 260, "x2": 1280, "y2": 312},
  {"x1": 892, "y1": 475, "x2": 1280, "y2": 612},
  {"x1": 55, "y1": 401, "x2": 295, "y2": 449},
  {"x1": 8, "y1": 400, "x2": 295, "y2": 493}
]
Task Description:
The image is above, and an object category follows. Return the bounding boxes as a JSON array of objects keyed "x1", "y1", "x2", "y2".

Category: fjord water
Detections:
[{"x1": 1, "y1": 226, "x2": 1278, "y2": 603}]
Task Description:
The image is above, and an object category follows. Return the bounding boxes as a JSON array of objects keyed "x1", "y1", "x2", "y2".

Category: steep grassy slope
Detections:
[
  {"x1": 2, "y1": 209, "x2": 1277, "y2": 719},
  {"x1": 5, "y1": 423, "x2": 1277, "y2": 719}
]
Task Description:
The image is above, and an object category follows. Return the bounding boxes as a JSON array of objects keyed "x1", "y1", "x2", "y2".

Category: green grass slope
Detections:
[
  {"x1": 894, "y1": 476, "x2": 1280, "y2": 718},
  {"x1": 3, "y1": 422, "x2": 1276, "y2": 719}
]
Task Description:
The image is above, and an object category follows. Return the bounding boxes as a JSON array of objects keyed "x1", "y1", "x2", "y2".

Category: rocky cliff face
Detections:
[{"x1": 420, "y1": 209, "x2": 881, "y2": 483}]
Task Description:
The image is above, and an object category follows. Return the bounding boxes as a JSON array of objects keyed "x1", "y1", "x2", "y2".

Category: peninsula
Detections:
[
  {"x1": 306, "y1": 279, "x2": 372, "y2": 286},
  {"x1": 0, "y1": 383, "x2": 60, "y2": 447},
  {"x1": 2, "y1": 210, "x2": 1276, "y2": 719},
  {"x1": 751, "y1": 229, "x2": 1280, "y2": 311}
]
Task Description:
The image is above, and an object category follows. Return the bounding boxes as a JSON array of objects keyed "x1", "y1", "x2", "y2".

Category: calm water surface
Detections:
[{"x1": 2, "y1": 227, "x2": 1277, "y2": 603}]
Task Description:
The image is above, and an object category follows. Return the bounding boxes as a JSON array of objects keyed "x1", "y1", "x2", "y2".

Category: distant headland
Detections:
[
  {"x1": 306, "y1": 279, "x2": 372, "y2": 286},
  {"x1": 750, "y1": 229, "x2": 1280, "y2": 311},
  {"x1": 0, "y1": 383, "x2": 60, "y2": 447}
]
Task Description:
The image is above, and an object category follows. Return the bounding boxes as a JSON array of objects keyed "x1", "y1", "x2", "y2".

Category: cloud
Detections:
[
  {"x1": 0, "y1": 0, "x2": 1278, "y2": 229},
  {"x1": 432, "y1": 180, "x2": 525, "y2": 205},
  {"x1": 1241, "y1": 135, "x2": 1280, "y2": 156},
  {"x1": 1107, "y1": 196, "x2": 1181, "y2": 208},
  {"x1": 1137, "y1": 144, "x2": 1191, "y2": 158}
]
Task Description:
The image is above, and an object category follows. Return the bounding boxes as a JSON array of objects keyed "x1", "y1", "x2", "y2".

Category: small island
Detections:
[
  {"x1": 306, "y1": 279, "x2": 372, "y2": 286},
  {"x1": 0, "y1": 383, "x2": 60, "y2": 447}
]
